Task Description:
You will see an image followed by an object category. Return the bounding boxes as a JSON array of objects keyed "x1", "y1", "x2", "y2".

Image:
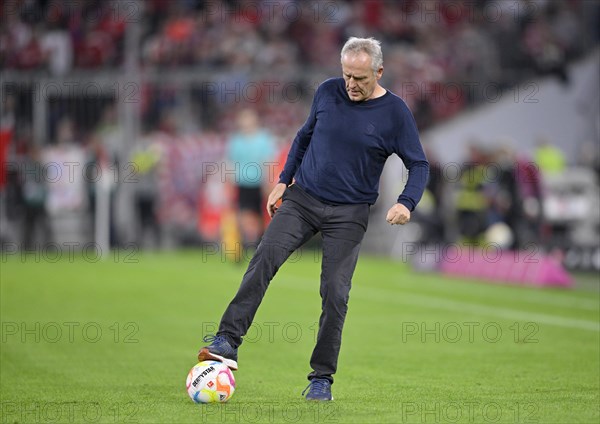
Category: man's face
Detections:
[{"x1": 341, "y1": 52, "x2": 383, "y2": 102}]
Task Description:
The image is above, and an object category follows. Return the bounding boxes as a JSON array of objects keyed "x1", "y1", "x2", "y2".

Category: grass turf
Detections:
[{"x1": 1, "y1": 249, "x2": 598, "y2": 423}]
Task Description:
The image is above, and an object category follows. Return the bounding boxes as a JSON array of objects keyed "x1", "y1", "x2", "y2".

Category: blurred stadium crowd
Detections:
[
  {"x1": 3, "y1": 0, "x2": 597, "y2": 126},
  {"x1": 1, "y1": 0, "x2": 599, "y2": 269}
]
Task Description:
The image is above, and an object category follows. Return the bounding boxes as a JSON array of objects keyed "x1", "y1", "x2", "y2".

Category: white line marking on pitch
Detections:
[
  {"x1": 400, "y1": 280, "x2": 600, "y2": 311},
  {"x1": 280, "y1": 275, "x2": 600, "y2": 332}
]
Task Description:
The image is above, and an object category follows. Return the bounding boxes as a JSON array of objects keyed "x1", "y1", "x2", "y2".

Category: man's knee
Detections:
[
  {"x1": 253, "y1": 240, "x2": 291, "y2": 265},
  {"x1": 323, "y1": 282, "x2": 351, "y2": 307}
]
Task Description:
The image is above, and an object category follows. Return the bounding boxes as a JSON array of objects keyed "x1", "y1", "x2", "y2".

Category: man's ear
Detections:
[{"x1": 376, "y1": 67, "x2": 383, "y2": 80}]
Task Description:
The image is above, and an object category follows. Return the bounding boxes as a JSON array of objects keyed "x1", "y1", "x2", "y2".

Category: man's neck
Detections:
[{"x1": 367, "y1": 85, "x2": 386, "y2": 100}]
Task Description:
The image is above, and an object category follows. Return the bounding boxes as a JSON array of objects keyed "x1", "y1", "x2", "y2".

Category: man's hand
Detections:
[
  {"x1": 386, "y1": 203, "x2": 411, "y2": 225},
  {"x1": 266, "y1": 183, "x2": 288, "y2": 218}
]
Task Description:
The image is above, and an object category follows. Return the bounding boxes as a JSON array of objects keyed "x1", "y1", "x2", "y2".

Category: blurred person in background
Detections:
[
  {"x1": 225, "y1": 108, "x2": 276, "y2": 258},
  {"x1": 0, "y1": 94, "x2": 15, "y2": 246},
  {"x1": 130, "y1": 127, "x2": 163, "y2": 249},
  {"x1": 534, "y1": 137, "x2": 567, "y2": 175},
  {"x1": 523, "y1": 2, "x2": 570, "y2": 84},
  {"x1": 21, "y1": 142, "x2": 51, "y2": 250},
  {"x1": 490, "y1": 144, "x2": 543, "y2": 250},
  {"x1": 411, "y1": 146, "x2": 447, "y2": 244},
  {"x1": 198, "y1": 37, "x2": 429, "y2": 401},
  {"x1": 90, "y1": 104, "x2": 124, "y2": 247},
  {"x1": 455, "y1": 144, "x2": 489, "y2": 245},
  {"x1": 39, "y1": 19, "x2": 72, "y2": 76},
  {"x1": 43, "y1": 117, "x2": 87, "y2": 215}
]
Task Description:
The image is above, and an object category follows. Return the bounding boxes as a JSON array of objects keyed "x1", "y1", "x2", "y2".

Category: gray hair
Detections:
[{"x1": 340, "y1": 37, "x2": 383, "y2": 74}]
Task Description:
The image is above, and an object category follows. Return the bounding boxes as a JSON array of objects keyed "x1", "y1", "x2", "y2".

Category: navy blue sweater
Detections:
[{"x1": 279, "y1": 78, "x2": 429, "y2": 210}]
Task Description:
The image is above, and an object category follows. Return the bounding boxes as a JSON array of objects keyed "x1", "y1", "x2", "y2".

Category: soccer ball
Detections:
[{"x1": 186, "y1": 361, "x2": 235, "y2": 403}]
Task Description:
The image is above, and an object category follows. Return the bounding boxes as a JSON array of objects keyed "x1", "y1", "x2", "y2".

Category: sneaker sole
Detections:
[{"x1": 198, "y1": 348, "x2": 238, "y2": 371}]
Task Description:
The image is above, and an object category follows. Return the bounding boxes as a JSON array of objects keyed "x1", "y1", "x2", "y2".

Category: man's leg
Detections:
[
  {"x1": 308, "y1": 204, "x2": 369, "y2": 383},
  {"x1": 217, "y1": 194, "x2": 318, "y2": 348}
]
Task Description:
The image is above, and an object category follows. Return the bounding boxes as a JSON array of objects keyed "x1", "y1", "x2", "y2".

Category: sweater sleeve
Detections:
[
  {"x1": 395, "y1": 103, "x2": 430, "y2": 211},
  {"x1": 278, "y1": 85, "x2": 322, "y2": 185}
]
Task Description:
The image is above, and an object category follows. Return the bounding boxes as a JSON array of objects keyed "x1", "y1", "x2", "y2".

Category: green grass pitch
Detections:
[{"x1": 1, "y1": 249, "x2": 598, "y2": 423}]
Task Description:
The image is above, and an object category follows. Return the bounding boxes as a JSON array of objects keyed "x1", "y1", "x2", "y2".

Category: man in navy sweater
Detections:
[{"x1": 199, "y1": 37, "x2": 429, "y2": 401}]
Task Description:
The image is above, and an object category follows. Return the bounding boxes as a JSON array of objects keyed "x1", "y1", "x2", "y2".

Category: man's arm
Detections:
[
  {"x1": 268, "y1": 85, "x2": 322, "y2": 217},
  {"x1": 385, "y1": 160, "x2": 429, "y2": 226},
  {"x1": 387, "y1": 102, "x2": 430, "y2": 225},
  {"x1": 267, "y1": 117, "x2": 318, "y2": 217},
  {"x1": 386, "y1": 203, "x2": 412, "y2": 225},
  {"x1": 267, "y1": 182, "x2": 287, "y2": 217},
  {"x1": 397, "y1": 160, "x2": 430, "y2": 211},
  {"x1": 277, "y1": 86, "x2": 322, "y2": 185}
]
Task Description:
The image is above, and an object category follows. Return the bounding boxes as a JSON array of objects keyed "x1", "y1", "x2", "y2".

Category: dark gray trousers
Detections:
[{"x1": 217, "y1": 184, "x2": 369, "y2": 383}]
